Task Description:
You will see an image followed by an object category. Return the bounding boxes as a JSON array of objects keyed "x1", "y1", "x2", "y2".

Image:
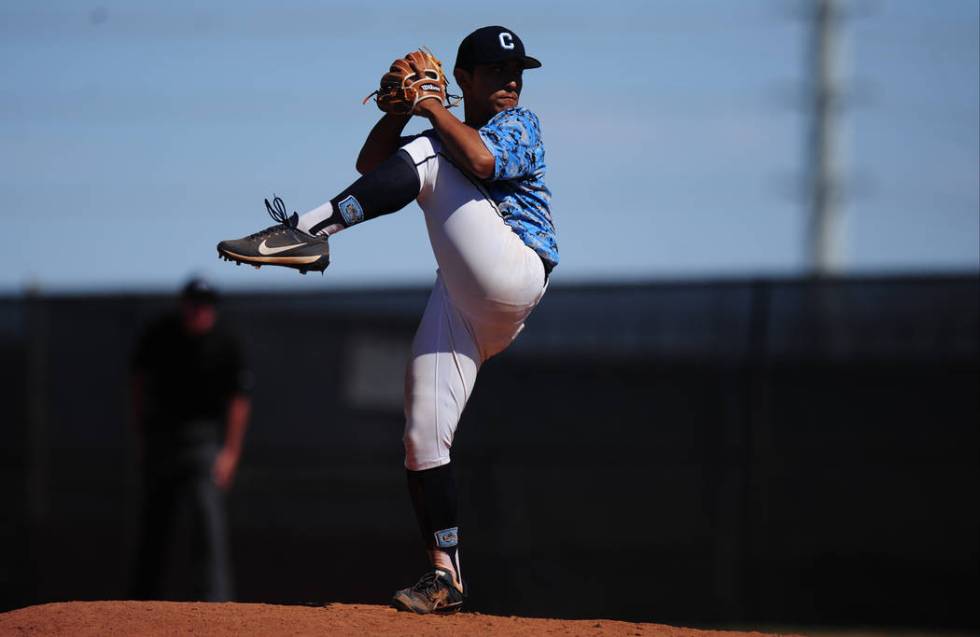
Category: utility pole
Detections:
[{"x1": 804, "y1": 0, "x2": 846, "y2": 275}]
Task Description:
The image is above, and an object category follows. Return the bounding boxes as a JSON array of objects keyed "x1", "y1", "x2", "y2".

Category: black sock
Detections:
[
  {"x1": 310, "y1": 150, "x2": 420, "y2": 235},
  {"x1": 406, "y1": 464, "x2": 462, "y2": 581}
]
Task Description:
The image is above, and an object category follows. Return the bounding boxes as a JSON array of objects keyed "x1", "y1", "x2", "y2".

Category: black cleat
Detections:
[
  {"x1": 217, "y1": 196, "x2": 329, "y2": 273},
  {"x1": 391, "y1": 570, "x2": 464, "y2": 615}
]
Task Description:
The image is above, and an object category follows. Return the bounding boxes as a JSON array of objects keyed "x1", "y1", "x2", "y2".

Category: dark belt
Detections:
[{"x1": 540, "y1": 256, "x2": 553, "y2": 283}]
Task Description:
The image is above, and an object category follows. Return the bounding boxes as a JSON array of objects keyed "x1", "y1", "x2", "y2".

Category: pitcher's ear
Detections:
[{"x1": 454, "y1": 67, "x2": 472, "y2": 91}]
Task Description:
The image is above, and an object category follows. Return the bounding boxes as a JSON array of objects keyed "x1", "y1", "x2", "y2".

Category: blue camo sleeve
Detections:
[{"x1": 478, "y1": 109, "x2": 541, "y2": 181}]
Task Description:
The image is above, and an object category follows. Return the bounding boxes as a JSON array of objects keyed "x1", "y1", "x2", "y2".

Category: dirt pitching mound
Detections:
[{"x1": 0, "y1": 601, "x2": 800, "y2": 636}]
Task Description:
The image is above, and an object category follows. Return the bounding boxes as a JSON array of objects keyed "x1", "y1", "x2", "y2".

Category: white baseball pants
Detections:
[{"x1": 400, "y1": 134, "x2": 548, "y2": 471}]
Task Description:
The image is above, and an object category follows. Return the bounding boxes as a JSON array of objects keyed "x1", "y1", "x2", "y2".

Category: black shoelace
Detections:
[
  {"x1": 245, "y1": 196, "x2": 295, "y2": 240},
  {"x1": 265, "y1": 196, "x2": 292, "y2": 225},
  {"x1": 411, "y1": 572, "x2": 442, "y2": 597}
]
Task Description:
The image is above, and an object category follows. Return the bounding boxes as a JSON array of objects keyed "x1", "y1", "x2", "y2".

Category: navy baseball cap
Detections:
[
  {"x1": 455, "y1": 26, "x2": 542, "y2": 71},
  {"x1": 181, "y1": 277, "x2": 218, "y2": 304}
]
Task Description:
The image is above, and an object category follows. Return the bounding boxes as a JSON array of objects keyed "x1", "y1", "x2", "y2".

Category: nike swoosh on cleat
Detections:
[{"x1": 258, "y1": 239, "x2": 307, "y2": 255}]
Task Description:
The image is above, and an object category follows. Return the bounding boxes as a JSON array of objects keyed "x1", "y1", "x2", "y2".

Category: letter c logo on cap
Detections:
[{"x1": 499, "y1": 32, "x2": 515, "y2": 49}]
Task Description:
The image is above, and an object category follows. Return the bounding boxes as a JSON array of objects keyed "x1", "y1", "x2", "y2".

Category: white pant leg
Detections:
[
  {"x1": 402, "y1": 275, "x2": 480, "y2": 471},
  {"x1": 400, "y1": 134, "x2": 548, "y2": 470},
  {"x1": 402, "y1": 134, "x2": 547, "y2": 357}
]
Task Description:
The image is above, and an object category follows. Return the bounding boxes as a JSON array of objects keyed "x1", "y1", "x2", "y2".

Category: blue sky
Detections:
[{"x1": 1, "y1": 0, "x2": 977, "y2": 294}]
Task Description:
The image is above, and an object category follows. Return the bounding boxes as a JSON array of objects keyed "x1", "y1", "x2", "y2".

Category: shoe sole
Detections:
[
  {"x1": 217, "y1": 247, "x2": 328, "y2": 274},
  {"x1": 390, "y1": 593, "x2": 463, "y2": 615}
]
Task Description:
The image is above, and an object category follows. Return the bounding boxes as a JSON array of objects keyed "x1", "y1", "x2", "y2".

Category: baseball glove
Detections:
[{"x1": 363, "y1": 48, "x2": 460, "y2": 115}]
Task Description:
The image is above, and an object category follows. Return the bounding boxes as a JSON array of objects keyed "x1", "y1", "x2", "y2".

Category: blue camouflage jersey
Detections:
[{"x1": 477, "y1": 107, "x2": 558, "y2": 272}]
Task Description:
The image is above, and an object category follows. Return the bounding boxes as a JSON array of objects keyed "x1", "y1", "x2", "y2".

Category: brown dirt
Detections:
[{"x1": 0, "y1": 601, "x2": 801, "y2": 637}]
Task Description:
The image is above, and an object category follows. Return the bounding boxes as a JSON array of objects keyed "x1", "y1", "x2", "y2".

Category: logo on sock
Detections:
[
  {"x1": 434, "y1": 527, "x2": 459, "y2": 548},
  {"x1": 337, "y1": 195, "x2": 365, "y2": 225}
]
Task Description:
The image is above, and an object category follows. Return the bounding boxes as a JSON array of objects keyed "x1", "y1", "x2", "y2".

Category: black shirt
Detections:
[{"x1": 133, "y1": 313, "x2": 249, "y2": 431}]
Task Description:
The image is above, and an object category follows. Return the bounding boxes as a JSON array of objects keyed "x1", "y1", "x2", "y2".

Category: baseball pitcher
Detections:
[{"x1": 217, "y1": 25, "x2": 557, "y2": 614}]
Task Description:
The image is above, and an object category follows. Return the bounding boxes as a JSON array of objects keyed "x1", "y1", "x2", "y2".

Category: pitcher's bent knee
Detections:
[{"x1": 403, "y1": 424, "x2": 451, "y2": 471}]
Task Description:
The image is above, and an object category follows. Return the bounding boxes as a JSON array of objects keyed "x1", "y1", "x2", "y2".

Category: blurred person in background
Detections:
[{"x1": 129, "y1": 277, "x2": 251, "y2": 601}]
